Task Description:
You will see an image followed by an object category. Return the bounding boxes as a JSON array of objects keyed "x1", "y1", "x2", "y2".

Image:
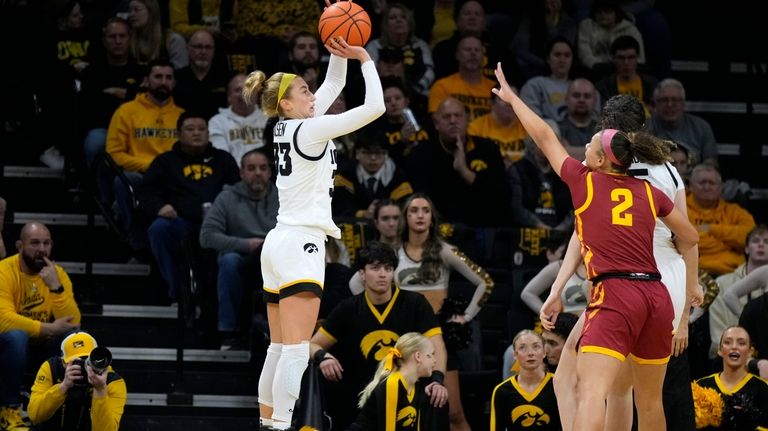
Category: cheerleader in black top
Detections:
[
  {"x1": 349, "y1": 332, "x2": 437, "y2": 431},
  {"x1": 695, "y1": 326, "x2": 768, "y2": 430},
  {"x1": 491, "y1": 330, "x2": 561, "y2": 431}
]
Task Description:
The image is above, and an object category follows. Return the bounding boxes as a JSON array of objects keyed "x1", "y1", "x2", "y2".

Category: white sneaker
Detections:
[{"x1": 40, "y1": 146, "x2": 65, "y2": 170}]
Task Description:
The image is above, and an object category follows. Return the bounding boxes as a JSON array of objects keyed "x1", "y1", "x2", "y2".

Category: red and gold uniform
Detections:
[{"x1": 560, "y1": 157, "x2": 675, "y2": 363}]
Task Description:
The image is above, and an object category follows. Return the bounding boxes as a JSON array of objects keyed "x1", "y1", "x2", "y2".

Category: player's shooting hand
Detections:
[
  {"x1": 319, "y1": 355, "x2": 344, "y2": 382},
  {"x1": 325, "y1": 37, "x2": 370, "y2": 63},
  {"x1": 424, "y1": 382, "x2": 448, "y2": 407},
  {"x1": 40, "y1": 257, "x2": 62, "y2": 291}
]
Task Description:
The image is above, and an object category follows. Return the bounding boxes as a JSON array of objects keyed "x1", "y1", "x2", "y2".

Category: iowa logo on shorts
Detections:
[{"x1": 303, "y1": 243, "x2": 319, "y2": 254}]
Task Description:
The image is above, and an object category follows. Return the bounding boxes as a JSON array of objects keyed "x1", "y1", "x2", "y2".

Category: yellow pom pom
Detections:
[{"x1": 691, "y1": 381, "x2": 724, "y2": 429}]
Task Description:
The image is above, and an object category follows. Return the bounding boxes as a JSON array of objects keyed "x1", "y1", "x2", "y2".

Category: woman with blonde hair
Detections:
[
  {"x1": 350, "y1": 332, "x2": 437, "y2": 430},
  {"x1": 491, "y1": 330, "x2": 561, "y2": 430},
  {"x1": 242, "y1": 33, "x2": 384, "y2": 430},
  {"x1": 128, "y1": 0, "x2": 188, "y2": 69}
]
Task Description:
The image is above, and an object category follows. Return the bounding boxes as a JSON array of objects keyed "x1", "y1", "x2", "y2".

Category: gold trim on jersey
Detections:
[
  {"x1": 574, "y1": 172, "x2": 596, "y2": 278},
  {"x1": 365, "y1": 287, "x2": 401, "y2": 324},
  {"x1": 714, "y1": 372, "x2": 753, "y2": 395},
  {"x1": 385, "y1": 372, "x2": 415, "y2": 431},
  {"x1": 423, "y1": 327, "x2": 443, "y2": 338},
  {"x1": 318, "y1": 326, "x2": 337, "y2": 344},
  {"x1": 509, "y1": 372, "x2": 554, "y2": 403},
  {"x1": 644, "y1": 181, "x2": 657, "y2": 218}
]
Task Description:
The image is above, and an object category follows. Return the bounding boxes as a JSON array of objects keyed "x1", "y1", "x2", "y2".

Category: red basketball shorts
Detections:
[{"x1": 579, "y1": 278, "x2": 674, "y2": 363}]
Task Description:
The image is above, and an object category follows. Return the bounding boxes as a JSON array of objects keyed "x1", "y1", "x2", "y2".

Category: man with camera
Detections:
[{"x1": 28, "y1": 332, "x2": 126, "y2": 431}]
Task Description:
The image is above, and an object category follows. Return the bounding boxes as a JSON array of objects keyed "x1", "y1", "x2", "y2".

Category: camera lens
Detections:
[{"x1": 86, "y1": 346, "x2": 112, "y2": 375}]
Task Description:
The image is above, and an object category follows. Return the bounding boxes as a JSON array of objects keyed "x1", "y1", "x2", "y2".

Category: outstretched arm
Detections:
[
  {"x1": 493, "y1": 63, "x2": 569, "y2": 176},
  {"x1": 723, "y1": 265, "x2": 768, "y2": 316}
]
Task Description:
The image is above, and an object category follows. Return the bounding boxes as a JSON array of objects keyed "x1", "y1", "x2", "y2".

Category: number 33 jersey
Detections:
[
  {"x1": 272, "y1": 119, "x2": 340, "y2": 238},
  {"x1": 560, "y1": 157, "x2": 674, "y2": 278}
]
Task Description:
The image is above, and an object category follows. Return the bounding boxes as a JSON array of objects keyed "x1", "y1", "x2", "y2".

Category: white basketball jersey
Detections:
[
  {"x1": 628, "y1": 160, "x2": 685, "y2": 253},
  {"x1": 273, "y1": 119, "x2": 340, "y2": 238}
]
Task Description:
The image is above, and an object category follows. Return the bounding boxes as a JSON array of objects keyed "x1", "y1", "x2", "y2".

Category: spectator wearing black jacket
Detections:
[
  {"x1": 406, "y1": 97, "x2": 510, "y2": 226},
  {"x1": 332, "y1": 137, "x2": 413, "y2": 219},
  {"x1": 507, "y1": 134, "x2": 573, "y2": 230},
  {"x1": 140, "y1": 111, "x2": 239, "y2": 301}
]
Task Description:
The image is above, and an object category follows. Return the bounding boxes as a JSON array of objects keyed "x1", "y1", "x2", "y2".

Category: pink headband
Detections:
[{"x1": 601, "y1": 129, "x2": 623, "y2": 167}]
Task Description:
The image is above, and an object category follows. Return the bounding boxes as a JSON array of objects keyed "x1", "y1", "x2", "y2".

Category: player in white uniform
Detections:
[
  {"x1": 242, "y1": 37, "x2": 384, "y2": 430},
  {"x1": 538, "y1": 95, "x2": 703, "y2": 431}
]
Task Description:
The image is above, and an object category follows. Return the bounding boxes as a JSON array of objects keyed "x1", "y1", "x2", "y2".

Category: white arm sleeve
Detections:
[
  {"x1": 296, "y1": 60, "x2": 385, "y2": 152},
  {"x1": 520, "y1": 261, "x2": 562, "y2": 314},
  {"x1": 314, "y1": 54, "x2": 347, "y2": 115},
  {"x1": 349, "y1": 271, "x2": 365, "y2": 295},
  {"x1": 723, "y1": 265, "x2": 768, "y2": 316}
]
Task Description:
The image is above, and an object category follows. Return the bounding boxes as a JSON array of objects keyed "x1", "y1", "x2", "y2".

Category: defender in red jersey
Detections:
[{"x1": 493, "y1": 63, "x2": 698, "y2": 431}]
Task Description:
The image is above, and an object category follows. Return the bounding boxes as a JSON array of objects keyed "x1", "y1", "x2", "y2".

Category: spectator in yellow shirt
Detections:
[
  {"x1": 468, "y1": 87, "x2": 528, "y2": 166},
  {"x1": 687, "y1": 164, "x2": 756, "y2": 275}
]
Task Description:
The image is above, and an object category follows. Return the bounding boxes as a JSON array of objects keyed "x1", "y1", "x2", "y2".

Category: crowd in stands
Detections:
[{"x1": 1, "y1": 0, "x2": 767, "y2": 430}]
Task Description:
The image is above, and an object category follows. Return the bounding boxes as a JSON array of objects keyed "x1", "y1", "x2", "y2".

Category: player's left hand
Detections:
[
  {"x1": 424, "y1": 382, "x2": 448, "y2": 407},
  {"x1": 671, "y1": 323, "x2": 688, "y2": 357}
]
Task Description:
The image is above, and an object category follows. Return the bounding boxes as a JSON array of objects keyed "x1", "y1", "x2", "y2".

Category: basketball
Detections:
[{"x1": 318, "y1": 1, "x2": 372, "y2": 47}]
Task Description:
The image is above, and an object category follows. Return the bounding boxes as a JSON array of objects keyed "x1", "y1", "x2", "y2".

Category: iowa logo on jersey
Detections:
[
  {"x1": 303, "y1": 243, "x2": 319, "y2": 254},
  {"x1": 511, "y1": 405, "x2": 550, "y2": 427},
  {"x1": 360, "y1": 330, "x2": 399, "y2": 361},
  {"x1": 397, "y1": 406, "x2": 418, "y2": 429}
]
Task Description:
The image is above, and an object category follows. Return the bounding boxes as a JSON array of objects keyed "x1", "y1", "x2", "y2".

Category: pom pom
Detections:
[{"x1": 691, "y1": 382, "x2": 724, "y2": 429}]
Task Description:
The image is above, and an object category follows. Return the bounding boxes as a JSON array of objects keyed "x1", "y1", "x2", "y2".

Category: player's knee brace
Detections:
[
  {"x1": 274, "y1": 342, "x2": 310, "y2": 399},
  {"x1": 258, "y1": 342, "x2": 282, "y2": 407}
]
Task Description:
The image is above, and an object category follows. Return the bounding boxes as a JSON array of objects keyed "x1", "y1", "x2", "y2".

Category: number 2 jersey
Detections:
[
  {"x1": 560, "y1": 157, "x2": 674, "y2": 279},
  {"x1": 272, "y1": 56, "x2": 385, "y2": 238}
]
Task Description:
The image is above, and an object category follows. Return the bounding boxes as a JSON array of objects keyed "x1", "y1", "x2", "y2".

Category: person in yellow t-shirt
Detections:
[
  {"x1": 468, "y1": 89, "x2": 528, "y2": 166},
  {"x1": 0, "y1": 222, "x2": 80, "y2": 431},
  {"x1": 428, "y1": 34, "x2": 496, "y2": 121}
]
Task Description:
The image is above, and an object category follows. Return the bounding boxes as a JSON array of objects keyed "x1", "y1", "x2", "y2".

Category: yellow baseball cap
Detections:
[{"x1": 60, "y1": 332, "x2": 97, "y2": 363}]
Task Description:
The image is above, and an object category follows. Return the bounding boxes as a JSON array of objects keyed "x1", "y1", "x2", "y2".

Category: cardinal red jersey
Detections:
[{"x1": 560, "y1": 157, "x2": 674, "y2": 279}]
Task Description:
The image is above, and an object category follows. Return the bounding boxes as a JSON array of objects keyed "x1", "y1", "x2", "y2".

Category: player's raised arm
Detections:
[{"x1": 493, "y1": 63, "x2": 569, "y2": 176}]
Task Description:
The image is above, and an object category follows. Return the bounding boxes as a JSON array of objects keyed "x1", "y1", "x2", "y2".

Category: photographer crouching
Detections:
[{"x1": 27, "y1": 332, "x2": 126, "y2": 430}]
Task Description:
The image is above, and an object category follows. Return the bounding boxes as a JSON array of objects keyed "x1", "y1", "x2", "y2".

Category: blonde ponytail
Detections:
[{"x1": 242, "y1": 70, "x2": 266, "y2": 107}]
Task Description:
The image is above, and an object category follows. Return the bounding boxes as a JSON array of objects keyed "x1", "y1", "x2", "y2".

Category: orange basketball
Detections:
[{"x1": 318, "y1": 1, "x2": 372, "y2": 47}]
